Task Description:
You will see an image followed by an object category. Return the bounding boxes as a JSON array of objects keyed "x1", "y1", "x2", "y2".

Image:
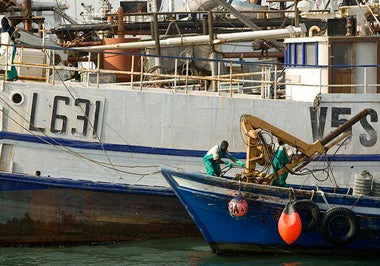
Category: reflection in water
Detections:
[{"x1": 0, "y1": 237, "x2": 379, "y2": 266}]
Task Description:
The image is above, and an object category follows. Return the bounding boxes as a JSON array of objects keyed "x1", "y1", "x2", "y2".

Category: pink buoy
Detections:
[{"x1": 228, "y1": 195, "x2": 248, "y2": 218}]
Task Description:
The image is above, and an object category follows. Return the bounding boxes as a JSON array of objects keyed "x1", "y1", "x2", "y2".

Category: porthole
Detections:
[{"x1": 10, "y1": 92, "x2": 24, "y2": 105}]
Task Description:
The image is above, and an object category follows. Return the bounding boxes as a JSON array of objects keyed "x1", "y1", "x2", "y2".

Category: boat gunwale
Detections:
[
  {"x1": 0, "y1": 171, "x2": 174, "y2": 196},
  {"x1": 160, "y1": 166, "x2": 380, "y2": 212}
]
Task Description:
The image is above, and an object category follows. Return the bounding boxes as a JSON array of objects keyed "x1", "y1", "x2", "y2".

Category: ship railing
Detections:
[
  {"x1": 0, "y1": 41, "x2": 279, "y2": 96},
  {"x1": 2, "y1": 46, "x2": 270, "y2": 96},
  {"x1": 1, "y1": 44, "x2": 379, "y2": 98},
  {"x1": 119, "y1": 9, "x2": 330, "y2": 24}
]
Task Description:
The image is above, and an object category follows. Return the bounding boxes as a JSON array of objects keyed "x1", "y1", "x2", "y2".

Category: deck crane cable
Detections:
[
  {"x1": 287, "y1": 134, "x2": 352, "y2": 187},
  {"x1": 239, "y1": 116, "x2": 274, "y2": 175},
  {"x1": 238, "y1": 114, "x2": 347, "y2": 186},
  {"x1": 0, "y1": 96, "x2": 160, "y2": 178},
  {"x1": 258, "y1": 130, "x2": 275, "y2": 174}
]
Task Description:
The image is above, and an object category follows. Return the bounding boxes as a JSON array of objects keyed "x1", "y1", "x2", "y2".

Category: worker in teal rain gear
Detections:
[
  {"x1": 203, "y1": 140, "x2": 245, "y2": 177},
  {"x1": 272, "y1": 139, "x2": 290, "y2": 187},
  {"x1": 1, "y1": 17, "x2": 18, "y2": 81}
]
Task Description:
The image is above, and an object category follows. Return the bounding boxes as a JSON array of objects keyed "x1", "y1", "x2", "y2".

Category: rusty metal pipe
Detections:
[
  {"x1": 23, "y1": 0, "x2": 31, "y2": 17},
  {"x1": 117, "y1": 6, "x2": 124, "y2": 38},
  {"x1": 320, "y1": 109, "x2": 369, "y2": 146}
]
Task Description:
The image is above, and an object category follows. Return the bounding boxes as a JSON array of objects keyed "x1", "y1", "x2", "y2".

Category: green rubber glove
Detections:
[
  {"x1": 236, "y1": 160, "x2": 245, "y2": 168},
  {"x1": 225, "y1": 161, "x2": 233, "y2": 168}
]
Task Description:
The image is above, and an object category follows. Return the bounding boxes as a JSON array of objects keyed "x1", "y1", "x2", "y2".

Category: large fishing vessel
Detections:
[{"x1": 0, "y1": 0, "x2": 379, "y2": 244}]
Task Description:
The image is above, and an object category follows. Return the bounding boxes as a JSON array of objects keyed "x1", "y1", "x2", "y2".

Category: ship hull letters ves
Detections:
[{"x1": 310, "y1": 106, "x2": 378, "y2": 147}]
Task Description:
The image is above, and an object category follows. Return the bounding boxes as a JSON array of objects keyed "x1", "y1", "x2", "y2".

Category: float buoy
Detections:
[
  {"x1": 321, "y1": 207, "x2": 358, "y2": 244},
  {"x1": 294, "y1": 199, "x2": 321, "y2": 232},
  {"x1": 228, "y1": 195, "x2": 248, "y2": 218},
  {"x1": 278, "y1": 201, "x2": 302, "y2": 245}
]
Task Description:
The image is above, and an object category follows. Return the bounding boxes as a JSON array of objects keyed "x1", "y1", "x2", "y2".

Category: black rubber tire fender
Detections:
[
  {"x1": 294, "y1": 199, "x2": 321, "y2": 232},
  {"x1": 321, "y1": 207, "x2": 358, "y2": 244}
]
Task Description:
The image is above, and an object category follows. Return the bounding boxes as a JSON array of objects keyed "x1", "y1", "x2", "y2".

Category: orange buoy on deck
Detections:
[{"x1": 278, "y1": 201, "x2": 302, "y2": 245}]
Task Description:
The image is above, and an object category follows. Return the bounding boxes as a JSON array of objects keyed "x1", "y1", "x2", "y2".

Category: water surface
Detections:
[{"x1": 0, "y1": 237, "x2": 378, "y2": 266}]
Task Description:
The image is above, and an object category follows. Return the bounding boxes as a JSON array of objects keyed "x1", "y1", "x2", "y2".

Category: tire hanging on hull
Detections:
[
  {"x1": 321, "y1": 207, "x2": 358, "y2": 244},
  {"x1": 294, "y1": 199, "x2": 321, "y2": 232}
]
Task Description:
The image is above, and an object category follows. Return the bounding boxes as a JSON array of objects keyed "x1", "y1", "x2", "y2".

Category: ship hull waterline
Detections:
[{"x1": 0, "y1": 172, "x2": 200, "y2": 246}]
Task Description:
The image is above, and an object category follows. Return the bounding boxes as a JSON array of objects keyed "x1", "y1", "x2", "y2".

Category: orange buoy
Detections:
[
  {"x1": 278, "y1": 201, "x2": 302, "y2": 245},
  {"x1": 228, "y1": 195, "x2": 248, "y2": 218}
]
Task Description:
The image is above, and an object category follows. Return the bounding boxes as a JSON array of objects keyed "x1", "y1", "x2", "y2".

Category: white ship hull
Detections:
[{"x1": 1, "y1": 80, "x2": 379, "y2": 188}]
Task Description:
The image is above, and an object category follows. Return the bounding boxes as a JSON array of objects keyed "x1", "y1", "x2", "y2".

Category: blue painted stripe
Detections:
[
  {"x1": 0, "y1": 131, "x2": 379, "y2": 161},
  {"x1": 0, "y1": 131, "x2": 244, "y2": 158},
  {"x1": 329, "y1": 154, "x2": 380, "y2": 161},
  {"x1": 0, "y1": 171, "x2": 175, "y2": 196}
]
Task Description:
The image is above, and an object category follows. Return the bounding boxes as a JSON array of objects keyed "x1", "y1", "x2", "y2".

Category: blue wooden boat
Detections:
[
  {"x1": 161, "y1": 166, "x2": 380, "y2": 255},
  {"x1": 160, "y1": 109, "x2": 380, "y2": 255}
]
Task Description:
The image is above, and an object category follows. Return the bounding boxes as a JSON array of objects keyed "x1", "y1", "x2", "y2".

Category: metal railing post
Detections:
[
  {"x1": 173, "y1": 58, "x2": 177, "y2": 93},
  {"x1": 185, "y1": 59, "x2": 189, "y2": 94},
  {"x1": 97, "y1": 52, "x2": 100, "y2": 88},
  {"x1": 5, "y1": 44, "x2": 8, "y2": 81},
  {"x1": 364, "y1": 67, "x2": 367, "y2": 94},
  {"x1": 87, "y1": 52, "x2": 91, "y2": 87},
  {"x1": 274, "y1": 64, "x2": 277, "y2": 99},
  {"x1": 319, "y1": 67, "x2": 322, "y2": 93},
  {"x1": 217, "y1": 61, "x2": 221, "y2": 95},
  {"x1": 130, "y1": 55, "x2": 134, "y2": 90},
  {"x1": 139, "y1": 55, "x2": 143, "y2": 91},
  {"x1": 261, "y1": 66, "x2": 264, "y2": 98},
  {"x1": 229, "y1": 61, "x2": 233, "y2": 97},
  {"x1": 52, "y1": 49, "x2": 55, "y2": 85},
  {"x1": 46, "y1": 49, "x2": 50, "y2": 83}
]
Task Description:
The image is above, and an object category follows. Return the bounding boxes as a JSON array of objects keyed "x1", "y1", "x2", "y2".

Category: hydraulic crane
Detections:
[{"x1": 239, "y1": 109, "x2": 369, "y2": 184}]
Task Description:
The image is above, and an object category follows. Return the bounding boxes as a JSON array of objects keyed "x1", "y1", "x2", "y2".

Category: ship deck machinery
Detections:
[{"x1": 240, "y1": 109, "x2": 370, "y2": 184}]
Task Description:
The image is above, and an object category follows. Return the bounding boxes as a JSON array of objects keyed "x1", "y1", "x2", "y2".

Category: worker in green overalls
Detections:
[
  {"x1": 1, "y1": 17, "x2": 18, "y2": 81},
  {"x1": 203, "y1": 140, "x2": 245, "y2": 177},
  {"x1": 272, "y1": 139, "x2": 290, "y2": 187}
]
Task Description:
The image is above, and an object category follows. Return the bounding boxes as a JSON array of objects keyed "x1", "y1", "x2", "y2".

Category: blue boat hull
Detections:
[
  {"x1": 161, "y1": 167, "x2": 380, "y2": 255},
  {"x1": 0, "y1": 171, "x2": 199, "y2": 246}
]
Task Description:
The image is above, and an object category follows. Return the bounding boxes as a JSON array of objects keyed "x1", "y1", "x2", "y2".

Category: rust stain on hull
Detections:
[{"x1": 0, "y1": 188, "x2": 199, "y2": 246}]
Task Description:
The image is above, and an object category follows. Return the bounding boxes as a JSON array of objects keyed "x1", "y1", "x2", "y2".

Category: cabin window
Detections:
[
  {"x1": 297, "y1": 44, "x2": 303, "y2": 65},
  {"x1": 305, "y1": 43, "x2": 317, "y2": 65},
  {"x1": 287, "y1": 43, "x2": 295, "y2": 65},
  {"x1": 332, "y1": 44, "x2": 351, "y2": 66},
  {"x1": 285, "y1": 42, "x2": 318, "y2": 67}
]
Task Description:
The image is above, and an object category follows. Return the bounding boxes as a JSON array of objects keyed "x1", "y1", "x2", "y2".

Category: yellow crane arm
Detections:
[
  {"x1": 241, "y1": 115, "x2": 325, "y2": 157},
  {"x1": 240, "y1": 109, "x2": 369, "y2": 182}
]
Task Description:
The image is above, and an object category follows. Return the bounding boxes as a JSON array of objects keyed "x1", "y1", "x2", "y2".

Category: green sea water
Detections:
[{"x1": 0, "y1": 237, "x2": 378, "y2": 266}]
